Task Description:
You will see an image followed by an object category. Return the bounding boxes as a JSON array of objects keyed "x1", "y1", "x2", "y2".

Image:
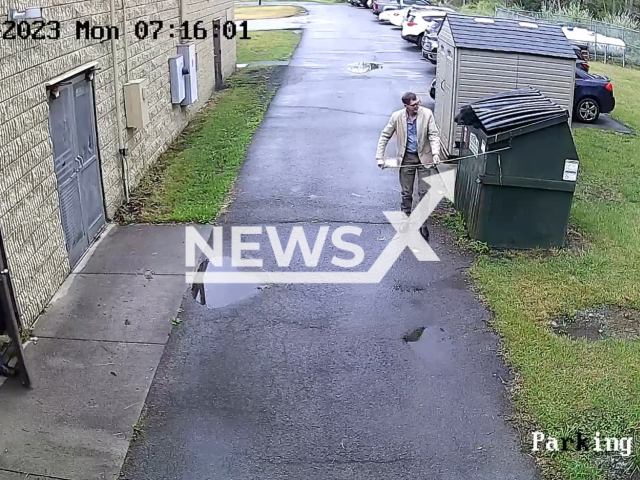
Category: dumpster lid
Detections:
[{"x1": 455, "y1": 87, "x2": 569, "y2": 137}]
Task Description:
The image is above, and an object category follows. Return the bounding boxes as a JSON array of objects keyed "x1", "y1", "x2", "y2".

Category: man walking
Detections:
[{"x1": 375, "y1": 92, "x2": 441, "y2": 241}]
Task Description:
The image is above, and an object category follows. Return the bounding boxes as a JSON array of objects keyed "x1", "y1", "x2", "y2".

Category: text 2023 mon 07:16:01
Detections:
[
  {"x1": 0, "y1": 20, "x2": 250, "y2": 41},
  {"x1": 134, "y1": 20, "x2": 250, "y2": 40}
]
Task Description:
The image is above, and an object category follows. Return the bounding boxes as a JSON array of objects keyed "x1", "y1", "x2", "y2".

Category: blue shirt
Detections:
[{"x1": 406, "y1": 116, "x2": 418, "y2": 153}]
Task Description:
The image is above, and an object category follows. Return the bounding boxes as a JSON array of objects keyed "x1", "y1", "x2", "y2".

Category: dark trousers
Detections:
[{"x1": 399, "y1": 152, "x2": 430, "y2": 218}]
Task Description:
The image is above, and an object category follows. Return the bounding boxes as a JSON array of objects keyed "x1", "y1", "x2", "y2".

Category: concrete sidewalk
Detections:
[{"x1": 0, "y1": 223, "x2": 210, "y2": 480}]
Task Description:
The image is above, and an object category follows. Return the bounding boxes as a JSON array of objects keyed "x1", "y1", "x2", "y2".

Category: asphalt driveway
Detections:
[{"x1": 120, "y1": 4, "x2": 539, "y2": 479}]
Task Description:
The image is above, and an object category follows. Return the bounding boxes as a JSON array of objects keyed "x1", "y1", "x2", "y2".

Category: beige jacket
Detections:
[{"x1": 375, "y1": 106, "x2": 440, "y2": 167}]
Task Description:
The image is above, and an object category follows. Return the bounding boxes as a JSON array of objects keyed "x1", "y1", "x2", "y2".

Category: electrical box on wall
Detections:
[
  {"x1": 177, "y1": 42, "x2": 198, "y2": 106},
  {"x1": 169, "y1": 55, "x2": 185, "y2": 104},
  {"x1": 123, "y1": 79, "x2": 150, "y2": 129}
]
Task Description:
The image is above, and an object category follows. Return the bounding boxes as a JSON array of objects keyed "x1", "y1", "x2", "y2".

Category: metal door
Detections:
[
  {"x1": 213, "y1": 18, "x2": 223, "y2": 91},
  {"x1": 49, "y1": 72, "x2": 105, "y2": 268}
]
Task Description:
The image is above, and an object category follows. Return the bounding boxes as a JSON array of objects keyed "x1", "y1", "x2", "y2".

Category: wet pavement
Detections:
[
  {"x1": 120, "y1": 4, "x2": 539, "y2": 480},
  {"x1": 572, "y1": 113, "x2": 633, "y2": 134},
  {"x1": 0, "y1": 224, "x2": 211, "y2": 480}
]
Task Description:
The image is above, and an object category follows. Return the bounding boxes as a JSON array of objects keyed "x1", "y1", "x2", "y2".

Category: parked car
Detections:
[
  {"x1": 381, "y1": 4, "x2": 447, "y2": 25},
  {"x1": 372, "y1": 0, "x2": 399, "y2": 15},
  {"x1": 428, "y1": 67, "x2": 615, "y2": 124},
  {"x1": 574, "y1": 69, "x2": 615, "y2": 123},
  {"x1": 406, "y1": 4, "x2": 453, "y2": 18},
  {"x1": 421, "y1": 32, "x2": 438, "y2": 62},
  {"x1": 573, "y1": 45, "x2": 590, "y2": 72},
  {"x1": 420, "y1": 18, "x2": 444, "y2": 62},
  {"x1": 401, "y1": 9, "x2": 448, "y2": 46},
  {"x1": 379, "y1": 7, "x2": 410, "y2": 25},
  {"x1": 373, "y1": 0, "x2": 430, "y2": 16},
  {"x1": 572, "y1": 43, "x2": 590, "y2": 60}
]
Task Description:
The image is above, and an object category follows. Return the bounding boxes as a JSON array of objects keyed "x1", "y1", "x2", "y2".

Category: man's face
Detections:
[{"x1": 405, "y1": 97, "x2": 420, "y2": 115}]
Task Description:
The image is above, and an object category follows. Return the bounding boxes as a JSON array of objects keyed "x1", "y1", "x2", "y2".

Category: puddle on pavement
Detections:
[
  {"x1": 191, "y1": 256, "x2": 261, "y2": 309},
  {"x1": 346, "y1": 61, "x2": 383, "y2": 74},
  {"x1": 402, "y1": 327, "x2": 426, "y2": 343},
  {"x1": 404, "y1": 326, "x2": 452, "y2": 364}
]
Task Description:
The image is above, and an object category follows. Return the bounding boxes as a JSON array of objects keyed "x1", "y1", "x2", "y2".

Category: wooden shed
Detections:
[{"x1": 433, "y1": 14, "x2": 577, "y2": 157}]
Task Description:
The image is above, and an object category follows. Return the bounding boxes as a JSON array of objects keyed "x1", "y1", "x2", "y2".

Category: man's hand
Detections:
[
  {"x1": 432, "y1": 154, "x2": 441, "y2": 165},
  {"x1": 377, "y1": 158, "x2": 386, "y2": 169}
]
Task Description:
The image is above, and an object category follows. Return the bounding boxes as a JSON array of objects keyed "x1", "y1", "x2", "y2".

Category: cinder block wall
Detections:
[{"x1": 0, "y1": 0, "x2": 236, "y2": 329}]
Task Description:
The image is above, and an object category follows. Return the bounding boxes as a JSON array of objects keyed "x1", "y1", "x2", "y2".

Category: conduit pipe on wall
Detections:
[
  {"x1": 123, "y1": 0, "x2": 130, "y2": 82},
  {"x1": 180, "y1": 0, "x2": 187, "y2": 40},
  {"x1": 110, "y1": 0, "x2": 129, "y2": 203}
]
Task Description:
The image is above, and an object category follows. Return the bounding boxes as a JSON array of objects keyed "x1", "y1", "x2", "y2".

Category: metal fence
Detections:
[{"x1": 495, "y1": 6, "x2": 640, "y2": 67}]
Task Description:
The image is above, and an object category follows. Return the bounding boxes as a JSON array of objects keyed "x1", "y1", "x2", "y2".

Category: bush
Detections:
[{"x1": 459, "y1": 0, "x2": 502, "y2": 16}]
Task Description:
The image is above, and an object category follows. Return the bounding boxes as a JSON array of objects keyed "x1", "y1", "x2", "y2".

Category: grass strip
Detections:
[
  {"x1": 237, "y1": 30, "x2": 302, "y2": 64},
  {"x1": 114, "y1": 66, "x2": 285, "y2": 224},
  {"x1": 435, "y1": 62, "x2": 640, "y2": 480},
  {"x1": 235, "y1": 5, "x2": 305, "y2": 20}
]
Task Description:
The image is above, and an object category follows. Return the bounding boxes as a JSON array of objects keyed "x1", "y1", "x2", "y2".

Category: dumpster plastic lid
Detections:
[{"x1": 455, "y1": 87, "x2": 569, "y2": 136}]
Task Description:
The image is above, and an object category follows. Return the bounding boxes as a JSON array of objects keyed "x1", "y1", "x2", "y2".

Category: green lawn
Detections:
[
  {"x1": 235, "y1": 5, "x2": 305, "y2": 20},
  {"x1": 439, "y1": 63, "x2": 640, "y2": 479},
  {"x1": 113, "y1": 67, "x2": 284, "y2": 224},
  {"x1": 114, "y1": 27, "x2": 301, "y2": 224},
  {"x1": 236, "y1": 30, "x2": 302, "y2": 64}
]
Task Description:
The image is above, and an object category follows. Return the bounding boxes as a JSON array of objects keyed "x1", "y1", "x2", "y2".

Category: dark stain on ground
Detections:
[
  {"x1": 551, "y1": 306, "x2": 640, "y2": 341},
  {"x1": 402, "y1": 326, "x2": 426, "y2": 343},
  {"x1": 393, "y1": 284, "x2": 426, "y2": 293}
]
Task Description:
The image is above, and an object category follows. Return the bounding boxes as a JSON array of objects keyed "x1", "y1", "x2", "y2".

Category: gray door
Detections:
[
  {"x1": 48, "y1": 72, "x2": 106, "y2": 268},
  {"x1": 213, "y1": 18, "x2": 223, "y2": 90}
]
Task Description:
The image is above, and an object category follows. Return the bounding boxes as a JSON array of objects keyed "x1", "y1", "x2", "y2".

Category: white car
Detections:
[
  {"x1": 401, "y1": 9, "x2": 450, "y2": 45},
  {"x1": 384, "y1": 5, "x2": 452, "y2": 26},
  {"x1": 379, "y1": 7, "x2": 410, "y2": 25}
]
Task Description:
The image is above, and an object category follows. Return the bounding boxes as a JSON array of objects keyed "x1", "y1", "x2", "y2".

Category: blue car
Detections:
[
  {"x1": 428, "y1": 66, "x2": 615, "y2": 124},
  {"x1": 574, "y1": 68, "x2": 615, "y2": 123}
]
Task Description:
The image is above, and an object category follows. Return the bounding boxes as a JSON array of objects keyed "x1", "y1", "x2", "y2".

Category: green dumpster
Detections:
[{"x1": 453, "y1": 88, "x2": 580, "y2": 249}]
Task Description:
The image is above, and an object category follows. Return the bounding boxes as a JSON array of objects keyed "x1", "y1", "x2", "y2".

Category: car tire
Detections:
[
  {"x1": 416, "y1": 34, "x2": 424, "y2": 47},
  {"x1": 575, "y1": 97, "x2": 600, "y2": 123}
]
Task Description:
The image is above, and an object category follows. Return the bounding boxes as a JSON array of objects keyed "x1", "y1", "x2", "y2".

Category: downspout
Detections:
[
  {"x1": 180, "y1": 0, "x2": 187, "y2": 39},
  {"x1": 110, "y1": 0, "x2": 129, "y2": 203},
  {"x1": 123, "y1": 0, "x2": 130, "y2": 82}
]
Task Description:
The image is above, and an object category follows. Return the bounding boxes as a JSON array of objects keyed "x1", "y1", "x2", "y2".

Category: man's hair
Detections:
[{"x1": 402, "y1": 92, "x2": 417, "y2": 105}]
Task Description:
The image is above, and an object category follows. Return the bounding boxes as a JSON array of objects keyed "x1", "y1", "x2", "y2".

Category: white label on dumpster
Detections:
[
  {"x1": 563, "y1": 159, "x2": 579, "y2": 181},
  {"x1": 469, "y1": 133, "x2": 479, "y2": 155}
]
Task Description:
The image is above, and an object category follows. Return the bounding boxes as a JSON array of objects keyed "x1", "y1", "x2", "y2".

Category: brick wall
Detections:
[{"x1": 0, "y1": 0, "x2": 236, "y2": 329}]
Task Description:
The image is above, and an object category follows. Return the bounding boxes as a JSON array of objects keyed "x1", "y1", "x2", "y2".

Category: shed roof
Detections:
[{"x1": 444, "y1": 14, "x2": 577, "y2": 59}]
